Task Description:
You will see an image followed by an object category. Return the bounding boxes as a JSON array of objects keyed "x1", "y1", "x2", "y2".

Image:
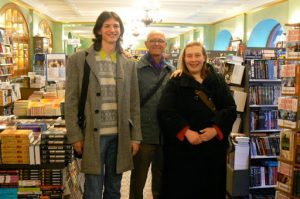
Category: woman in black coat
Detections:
[{"x1": 157, "y1": 42, "x2": 237, "y2": 199}]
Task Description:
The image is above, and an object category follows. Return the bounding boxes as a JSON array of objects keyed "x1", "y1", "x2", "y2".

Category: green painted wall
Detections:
[
  {"x1": 52, "y1": 22, "x2": 63, "y2": 53},
  {"x1": 213, "y1": 14, "x2": 245, "y2": 48},
  {"x1": 203, "y1": 25, "x2": 214, "y2": 50},
  {"x1": 180, "y1": 34, "x2": 185, "y2": 50},
  {"x1": 289, "y1": 0, "x2": 300, "y2": 23}
]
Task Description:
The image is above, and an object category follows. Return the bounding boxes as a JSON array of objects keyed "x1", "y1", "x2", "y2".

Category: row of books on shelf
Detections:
[
  {"x1": 0, "y1": 29, "x2": 11, "y2": 44},
  {"x1": 250, "y1": 109, "x2": 278, "y2": 131},
  {"x1": 0, "y1": 57, "x2": 13, "y2": 65},
  {"x1": 0, "y1": 166, "x2": 79, "y2": 198},
  {"x1": 0, "y1": 181, "x2": 65, "y2": 198},
  {"x1": 250, "y1": 134, "x2": 280, "y2": 157},
  {"x1": 244, "y1": 48, "x2": 276, "y2": 60},
  {"x1": 248, "y1": 59, "x2": 280, "y2": 80},
  {"x1": 0, "y1": 159, "x2": 82, "y2": 198},
  {"x1": 0, "y1": 43, "x2": 11, "y2": 55},
  {"x1": 249, "y1": 85, "x2": 281, "y2": 105},
  {"x1": 0, "y1": 66, "x2": 12, "y2": 75},
  {"x1": 250, "y1": 161, "x2": 278, "y2": 188},
  {"x1": 0, "y1": 169, "x2": 64, "y2": 187}
]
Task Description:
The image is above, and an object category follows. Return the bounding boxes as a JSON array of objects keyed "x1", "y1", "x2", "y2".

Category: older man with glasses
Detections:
[{"x1": 129, "y1": 31, "x2": 174, "y2": 199}]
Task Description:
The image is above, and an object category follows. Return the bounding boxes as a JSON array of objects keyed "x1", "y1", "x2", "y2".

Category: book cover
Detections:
[
  {"x1": 280, "y1": 64, "x2": 300, "y2": 96},
  {"x1": 280, "y1": 129, "x2": 295, "y2": 161},
  {"x1": 286, "y1": 41, "x2": 300, "y2": 58},
  {"x1": 277, "y1": 161, "x2": 293, "y2": 193},
  {"x1": 278, "y1": 97, "x2": 299, "y2": 129}
]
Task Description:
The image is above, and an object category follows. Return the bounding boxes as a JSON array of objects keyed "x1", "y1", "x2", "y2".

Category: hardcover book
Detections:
[
  {"x1": 280, "y1": 64, "x2": 300, "y2": 96},
  {"x1": 279, "y1": 129, "x2": 295, "y2": 161}
]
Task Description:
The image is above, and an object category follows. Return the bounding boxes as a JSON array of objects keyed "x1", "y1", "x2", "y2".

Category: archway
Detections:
[
  {"x1": 247, "y1": 19, "x2": 283, "y2": 47},
  {"x1": 213, "y1": 30, "x2": 232, "y2": 51}
]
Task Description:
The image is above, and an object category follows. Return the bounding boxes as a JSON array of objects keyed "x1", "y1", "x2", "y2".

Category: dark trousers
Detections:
[{"x1": 129, "y1": 143, "x2": 163, "y2": 199}]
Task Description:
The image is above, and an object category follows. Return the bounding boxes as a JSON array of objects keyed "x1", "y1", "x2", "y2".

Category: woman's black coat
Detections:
[{"x1": 157, "y1": 64, "x2": 237, "y2": 199}]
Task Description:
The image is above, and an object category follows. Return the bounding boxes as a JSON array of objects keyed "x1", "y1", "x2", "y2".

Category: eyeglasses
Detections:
[{"x1": 148, "y1": 39, "x2": 166, "y2": 44}]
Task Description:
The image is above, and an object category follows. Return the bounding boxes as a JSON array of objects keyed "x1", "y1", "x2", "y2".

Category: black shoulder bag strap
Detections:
[
  {"x1": 77, "y1": 52, "x2": 90, "y2": 129},
  {"x1": 140, "y1": 72, "x2": 168, "y2": 107}
]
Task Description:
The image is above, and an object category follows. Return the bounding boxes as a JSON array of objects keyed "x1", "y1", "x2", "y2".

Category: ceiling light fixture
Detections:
[{"x1": 141, "y1": 9, "x2": 162, "y2": 26}]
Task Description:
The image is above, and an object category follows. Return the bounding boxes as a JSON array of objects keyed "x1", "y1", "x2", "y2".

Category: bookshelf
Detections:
[
  {"x1": 0, "y1": 27, "x2": 13, "y2": 82},
  {"x1": 245, "y1": 47, "x2": 281, "y2": 198},
  {"x1": 275, "y1": 23, "x2": 300, "y2": 199},
  {"x1": 0, "y1": 5, "x2": 30, "y2": 77}
]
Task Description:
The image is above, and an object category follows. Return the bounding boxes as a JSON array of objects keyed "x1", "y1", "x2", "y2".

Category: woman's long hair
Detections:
[
  {"x1": 179, "y1": 41, "x2": 210, "y2": 79},
  {"x1": 92, "y1": 11, "x2": 124, "y2": 53}
]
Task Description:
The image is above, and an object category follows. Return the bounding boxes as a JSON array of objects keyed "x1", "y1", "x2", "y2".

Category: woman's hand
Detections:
[
  {"x1": 185, "y1": 129, "x2": 202, "y2": 145},
  {"x1": 170, "y1": 69, "x2": 182, "y2": 78},
  {"x1": 199, "y1": 127, "x2": 217, "y2": 142},
  {"x1": 122, "y1": 51, "x2": 133, "y2": 59}
]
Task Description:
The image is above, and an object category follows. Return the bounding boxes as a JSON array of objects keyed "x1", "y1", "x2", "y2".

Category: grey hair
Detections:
[{"x1": 146, "y1": 30, "x2": 166, "y2": 41}]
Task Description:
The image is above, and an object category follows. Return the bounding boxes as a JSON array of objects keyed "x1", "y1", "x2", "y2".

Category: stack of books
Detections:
[
  {"x1": 0, "y1": 129, "x2": 34, "y2": 164},
  {"x1": 14, "y1": 100, "x2": 30, "y2": 116},
  {"x1": 40, "y1": 130, "x2": 72, "y2": 165}
]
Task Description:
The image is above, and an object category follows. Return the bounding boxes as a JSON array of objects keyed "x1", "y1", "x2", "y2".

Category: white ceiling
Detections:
[{"x1": 18, "y1": 0, "x2": 281, "y2": 44}]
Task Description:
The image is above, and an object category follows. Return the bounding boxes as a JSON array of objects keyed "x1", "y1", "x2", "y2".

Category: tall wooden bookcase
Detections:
[{"x1": 245, "y1": 48, "x2": 281, "y2": 198}]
